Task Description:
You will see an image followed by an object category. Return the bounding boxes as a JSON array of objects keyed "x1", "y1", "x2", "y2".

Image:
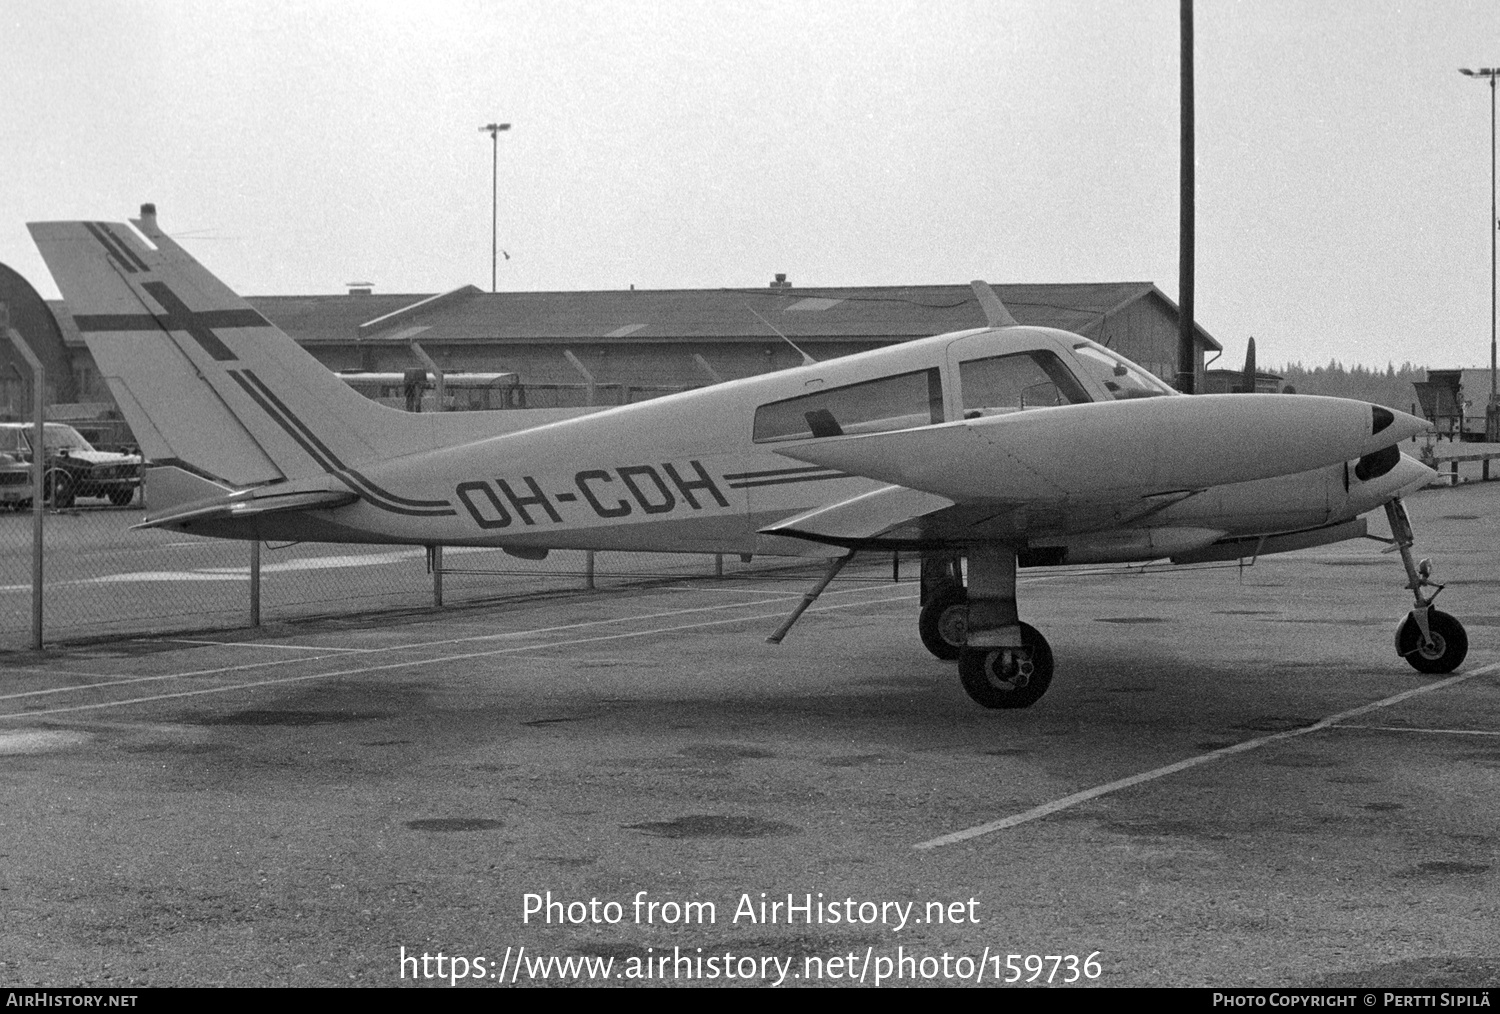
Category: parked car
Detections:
[
  {"x1": 0, "y1": 445, "x2": 28, "y2": 508},
  {"x1": 0, "y1": 422, "x2": 143, "y2": 508}
]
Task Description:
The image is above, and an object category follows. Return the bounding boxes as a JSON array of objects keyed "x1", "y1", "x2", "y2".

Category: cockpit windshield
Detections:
[{"x1": 1071, "y1": 341, "x2": 1177, "y2": 399}]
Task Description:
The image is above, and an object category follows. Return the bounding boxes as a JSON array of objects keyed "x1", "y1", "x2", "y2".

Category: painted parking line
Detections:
[
  {"x1": 1330, "y1": 724, "x2": 1500, "y2": 737},
  {"x1": 158, "y1": 638, "x2": 377, "y2": 652},
  {"x1": 913, "y1": 660, "x2": 1500, "y2": 850},
  {"x1": 0, "y1": 593, "x2": 917, "y2": 720},
  {"x1": 0, "y1": 583, "x2": 916, "y2": 706},
  {"x1": 298, "y1": 581, "x2": 914, "y2": 654}
]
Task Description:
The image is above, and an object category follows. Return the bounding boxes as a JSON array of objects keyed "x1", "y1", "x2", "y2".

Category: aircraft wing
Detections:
[{"x1": 760, "y1": 481, "x2": 1205, "y2": 550}]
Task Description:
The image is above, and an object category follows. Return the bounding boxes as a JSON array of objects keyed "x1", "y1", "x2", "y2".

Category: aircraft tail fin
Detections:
[
  {"x1": 28, "y1": 207, "x2": 433, "y2": 490},
  {"x1": 970, "y1": 279, "x2": 1019, "y2": 328}
]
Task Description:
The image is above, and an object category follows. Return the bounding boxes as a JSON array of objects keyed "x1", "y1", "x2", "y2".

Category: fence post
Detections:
[
  {"x1": 249, "y1": 540, "x2": 261, "y2": 627},
  {"x1": 563, "y1": 350, "x2": 597, "y2": 407},
  {"x1": 432, "y1": 545, "x2": 443, "y2": 607},
  {"x1": 584, "y1": 550, "x2": 595, "y2": 590},
  {"x1": 4, "y1": 305, "x2": 44, "y2": 650},
  {"x1": 714, "y1": 553, "x2": 724, "y2": 577}
]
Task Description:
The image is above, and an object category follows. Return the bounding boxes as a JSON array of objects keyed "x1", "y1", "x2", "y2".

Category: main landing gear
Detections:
[
  {"x1": 919, "y1": 550, "x2": 1054, "y2": 709},
  {"x1": 1383, "y1": 499, "x2": 1468, "y2": 674}
]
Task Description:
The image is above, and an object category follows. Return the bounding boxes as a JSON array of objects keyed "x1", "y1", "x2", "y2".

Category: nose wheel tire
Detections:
[
  {"x1": 1396, "y1": 609, "x2": 1468, "y2": 675},
  {"x1": 958, "y1": 622, "x2": 1054, "y2": 709},
  {"x1": 918, "y1": 585, "x2": 968, "y2": 660}
]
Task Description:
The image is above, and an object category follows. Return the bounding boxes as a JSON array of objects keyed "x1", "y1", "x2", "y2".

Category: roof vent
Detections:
[
  {"x1": 770, "y1": 273, "x2": 791, "y2": 289},
  {"x1": 347, "y1": 281, "x2": 373, "y2": 296}
]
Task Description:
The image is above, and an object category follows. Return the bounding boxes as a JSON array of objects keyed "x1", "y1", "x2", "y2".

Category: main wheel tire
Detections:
[
  {"x1": 44, "y1": 469, "x2": 74, "y2": 509},
  {"x1": 957, "y1": 622, "x2": 1054, "y2": 709},
  {"x1": 108, "y1": 488, "x2": 135, "y2": 506},
  {"x1": 918, "y1": 584, "x2": 968, "y2": 660},
  {"x1": 1397, "y1": 609, "x2": 1468, "y2": 674}
]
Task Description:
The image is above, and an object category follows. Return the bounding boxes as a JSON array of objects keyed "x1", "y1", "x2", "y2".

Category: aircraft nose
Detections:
[{"x1": 1374, "y1": 405, "x2": 1432, "y2": 441}]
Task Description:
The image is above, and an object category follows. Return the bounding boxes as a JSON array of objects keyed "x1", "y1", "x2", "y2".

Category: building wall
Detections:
[
  {"x1": 1092, "y1": 294, "x2": 1204, "y2": 387},
  {"x1": 0, "y1": 265, "x2": 76, "y2": 419},
  {"x1": 309, "y1": 338, "x2": 893, "y2": 401}
]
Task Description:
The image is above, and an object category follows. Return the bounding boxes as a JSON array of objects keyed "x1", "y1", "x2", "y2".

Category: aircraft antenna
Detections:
[{"x1": 745, "y1": 304, "x2": 816, "y2": 365}]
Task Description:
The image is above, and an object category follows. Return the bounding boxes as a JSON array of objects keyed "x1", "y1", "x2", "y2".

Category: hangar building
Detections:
[{"x1": 42, "y1": 277, "x2": 1220, "y2": 414}]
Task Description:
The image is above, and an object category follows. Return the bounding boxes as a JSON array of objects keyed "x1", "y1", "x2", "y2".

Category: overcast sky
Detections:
[{"x1": 1, "y1": 0, "x2": 1497, "y2": 370}]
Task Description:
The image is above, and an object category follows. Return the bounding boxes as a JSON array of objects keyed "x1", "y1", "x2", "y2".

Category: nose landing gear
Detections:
[{"x1": 1383, "y1": 498, "x2": 1468, "y2": 674}]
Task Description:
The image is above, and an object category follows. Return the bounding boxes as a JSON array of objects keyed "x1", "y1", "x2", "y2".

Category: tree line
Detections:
[{"x1": 1266, "y1": 360, "x2": 1426, "y2": 413}]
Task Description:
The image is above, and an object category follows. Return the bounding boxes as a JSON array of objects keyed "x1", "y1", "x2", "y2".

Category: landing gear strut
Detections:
[
  {"x1": 922, "y1": 548, "x2": 1054, "y2": 709},
  {"x1": 918, "y1": 555, "x2": 966, "y2": 660},
  {"x1": 1384, "y1": 498, "x2": 1467, "y2": 674}
]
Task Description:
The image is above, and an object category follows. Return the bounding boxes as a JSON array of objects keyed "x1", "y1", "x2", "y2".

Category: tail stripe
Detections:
[
  {"x1": 236, "y1": 370, "x2": 346, "y2": 467},
  {"x1": 229, "y1": 370, "x2": 456, "y2": 517},
  {"x1": 98, "y1": 223, "x2": 152, "y2": 272},
  {"x1": 83, "y1": 221, "x2": 145, "y2": 274},
  {"x1": 226, "y1": 369, "x2": 333, "y2": 467},
  {"x1": 238, "y1": 371, "x2": 451, "y2": 508}
]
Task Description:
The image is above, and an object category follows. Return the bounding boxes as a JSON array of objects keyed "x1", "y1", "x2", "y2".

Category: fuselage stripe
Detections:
[
  {"x1": 241, "y1": 372, "x2": 449, "y2": 507},
  {"x1": 726, "y1": 472, "x2": 851, "y2": 489},
  {"x1": 343, "y1": 467, "x2": 454, "y2": 509},
  {"x1": 722, "y1": 464, "x2": 839, "y2": 481}
]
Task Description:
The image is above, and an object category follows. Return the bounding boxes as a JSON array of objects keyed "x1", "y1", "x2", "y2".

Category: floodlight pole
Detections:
[
  {"x1": 1460, "y1": 68, "x2": 1498, "y2": 440},
  {"x1": 480, "y1": 122, "x2": 512, "y2": 293}
]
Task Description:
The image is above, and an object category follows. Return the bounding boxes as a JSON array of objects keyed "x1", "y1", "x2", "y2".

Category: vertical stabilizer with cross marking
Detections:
[{"x1": 28, "y1": 209, "x2": 450, "y2": 496}]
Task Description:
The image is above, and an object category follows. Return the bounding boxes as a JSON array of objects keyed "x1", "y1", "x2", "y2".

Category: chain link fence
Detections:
[{"x1": 0, "y1": 502, "x2": 810, "y2": 650}]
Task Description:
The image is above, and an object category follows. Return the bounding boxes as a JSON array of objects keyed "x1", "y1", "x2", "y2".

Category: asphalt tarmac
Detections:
[{"x1": 0, "y1": 482, "x2": 1496, "y2": 988}]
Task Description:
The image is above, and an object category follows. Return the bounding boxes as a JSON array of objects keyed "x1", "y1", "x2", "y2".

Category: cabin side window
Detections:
[
  {"x1": 752, "y1": 367, "x2": 945, "y2": 443},
  {"x1": 958, "y1": 350, "x2": 1092, "y2": 417}
]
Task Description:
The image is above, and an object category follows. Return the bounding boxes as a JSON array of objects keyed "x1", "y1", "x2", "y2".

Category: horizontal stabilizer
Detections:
[{"x1": 135, "y1": 488, "x2": 359, "y2": 530}]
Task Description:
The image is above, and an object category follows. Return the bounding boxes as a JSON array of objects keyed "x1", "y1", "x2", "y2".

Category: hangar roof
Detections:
[{"x1": 50, "y1": 281, "x2": 1221, "y2": 352}]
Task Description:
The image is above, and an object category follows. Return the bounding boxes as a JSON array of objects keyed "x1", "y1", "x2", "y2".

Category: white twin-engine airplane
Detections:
[{"x1": 29, "y1": 208, "x2": 1468, "y2": 709}]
